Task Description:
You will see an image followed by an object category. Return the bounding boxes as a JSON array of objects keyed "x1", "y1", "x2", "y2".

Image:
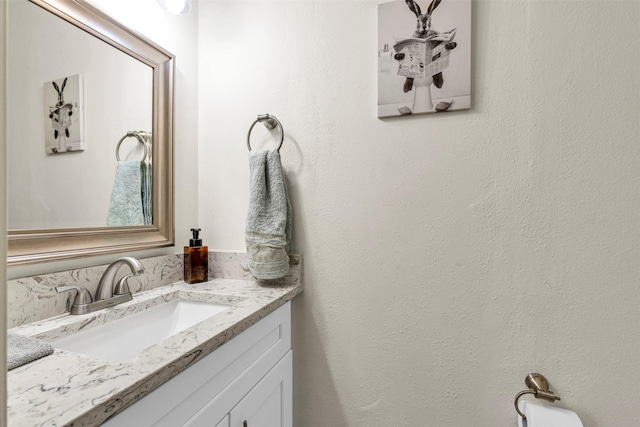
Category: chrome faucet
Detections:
[{"x1": 56, "y1": 257, "x2": 144, "y2": 315}]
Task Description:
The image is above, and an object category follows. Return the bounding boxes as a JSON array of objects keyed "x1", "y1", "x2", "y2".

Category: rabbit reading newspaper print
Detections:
[
  {"x1": 377, "y1": 0, "x2": 471, "y2": 118},
  {"x1": 49, "y1": 78, "x2": 73, "y2": 143},
  {"x1": 45, "y1": 74, "x2": 84, "y2": 153}
]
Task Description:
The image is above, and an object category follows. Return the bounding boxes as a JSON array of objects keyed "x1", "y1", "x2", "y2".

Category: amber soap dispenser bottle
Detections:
[{"x1": 184, "y1": 228, "x2": 208, "y2": 284}]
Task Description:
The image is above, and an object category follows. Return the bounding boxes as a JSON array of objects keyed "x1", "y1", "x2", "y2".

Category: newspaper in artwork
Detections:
[{"x1": 393, "y1": 29, "x2": 456, "y2": 80}]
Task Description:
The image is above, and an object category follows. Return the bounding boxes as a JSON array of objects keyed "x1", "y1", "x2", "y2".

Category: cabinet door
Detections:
[
  {"x1": 215, "y1": 415, "x2": 230, "y2": 427},
  {"x1": 230, "y1": 351, "x2": 292, "y2": 427}
]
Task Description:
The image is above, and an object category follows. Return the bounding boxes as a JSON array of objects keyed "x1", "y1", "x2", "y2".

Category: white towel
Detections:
[
  {"x1": 518, "y1": 400, "x2": 584, "y2": 427},
  {"x1": 107, "y1": 160, "x2": 145, "y2": 226},
  {"x1": 245, "y1": 150, "x2": 292, "y2": 280}
]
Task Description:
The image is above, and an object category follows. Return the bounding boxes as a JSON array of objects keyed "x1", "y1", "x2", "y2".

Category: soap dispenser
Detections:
[{"x1": 184, "y1": 228, "x2": 208, "y2": 284}]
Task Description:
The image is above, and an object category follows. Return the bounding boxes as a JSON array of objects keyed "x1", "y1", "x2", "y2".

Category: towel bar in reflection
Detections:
[{"x1": 116, "y1": 130, "x2": 152, "y2": 162}]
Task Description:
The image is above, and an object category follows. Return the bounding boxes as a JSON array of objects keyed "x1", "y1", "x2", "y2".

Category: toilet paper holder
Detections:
[{"x1": 514, "y1": 373, "x2": 561, "y2": 421}]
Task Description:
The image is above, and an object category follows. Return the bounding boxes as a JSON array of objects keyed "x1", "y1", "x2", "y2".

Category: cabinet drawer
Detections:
[{"x1": 103, "y1": 302, "x2": 291, "y2": 426}]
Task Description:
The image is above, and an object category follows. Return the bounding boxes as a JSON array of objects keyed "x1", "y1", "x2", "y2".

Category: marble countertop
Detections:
[{"x1": 7, "y1": 278, "x2": 302, "y2": 427}]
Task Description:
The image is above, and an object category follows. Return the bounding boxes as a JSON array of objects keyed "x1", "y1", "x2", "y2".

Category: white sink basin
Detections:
[{"x1": 52, "y1": 299, "x2": 229, "y2": 362}]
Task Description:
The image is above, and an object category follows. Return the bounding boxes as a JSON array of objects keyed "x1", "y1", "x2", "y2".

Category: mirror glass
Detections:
[
  {"x1": 7, "y1": 0, "x2": 175, "y2": 265},
  {"x1": 8, "y1": 0, "x2": 153, "y2": 229}
]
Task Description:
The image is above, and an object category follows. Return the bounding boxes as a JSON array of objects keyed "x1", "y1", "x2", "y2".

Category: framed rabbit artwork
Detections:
[
  {"x1": 43, "y1": 74, "x2": 84, "y2": 153},
  {"x1": 378, "y1": 0, "x2": 471, "y2": 118}
]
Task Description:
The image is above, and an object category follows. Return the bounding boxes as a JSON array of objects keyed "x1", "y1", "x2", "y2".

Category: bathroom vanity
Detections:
[{"x1": 7, "y1": 277, "x2": 301, "y2": 426}]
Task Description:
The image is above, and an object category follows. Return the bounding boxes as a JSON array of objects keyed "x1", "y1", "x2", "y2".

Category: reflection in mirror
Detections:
[
  {"x1": 7, "y1": 0, "x2": 175, "y2": 265},
  {"x1": 8, "y1": 0, "x2": 153, "y2": 229}
]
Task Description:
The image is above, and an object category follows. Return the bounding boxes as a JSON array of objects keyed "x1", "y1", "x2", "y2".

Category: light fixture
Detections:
[{"x1": 157, "y1": 0, "x2": 191, "y2": 15}]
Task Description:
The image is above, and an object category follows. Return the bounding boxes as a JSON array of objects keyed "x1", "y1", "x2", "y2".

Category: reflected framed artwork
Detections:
[{"x1": 44, "y1": 74, "x2": 84, "y2": 153}]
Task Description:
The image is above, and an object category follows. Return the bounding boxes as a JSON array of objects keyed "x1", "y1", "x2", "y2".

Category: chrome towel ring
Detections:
[
  {"x1": 247, "y1": 114, "x2": 284, "y2": 152},
  {"x1": 116, "y1": 131, "x2": 151, "y2": 162}
]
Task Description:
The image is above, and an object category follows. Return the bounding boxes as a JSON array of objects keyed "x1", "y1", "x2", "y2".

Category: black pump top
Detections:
[{"x1": 190, "y1": 228, "x2": 203, "y2": 247}]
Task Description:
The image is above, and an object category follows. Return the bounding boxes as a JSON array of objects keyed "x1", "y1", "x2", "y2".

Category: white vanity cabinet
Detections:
[{"x1": 103, "y1": 302, "x2": 292, "y2": 427}]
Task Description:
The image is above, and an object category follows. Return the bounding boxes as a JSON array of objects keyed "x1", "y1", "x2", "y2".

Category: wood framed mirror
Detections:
[{"x1": 7, "y1": 0, "x2": 174, "y2": 265}]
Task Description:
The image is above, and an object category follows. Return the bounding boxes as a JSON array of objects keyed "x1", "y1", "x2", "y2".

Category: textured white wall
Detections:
[{"x1": 198, "y1": 1, "x2": 640, "y2": 426}]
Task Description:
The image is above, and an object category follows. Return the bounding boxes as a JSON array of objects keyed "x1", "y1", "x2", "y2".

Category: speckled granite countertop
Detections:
[{"x1": 7, "y1": 278, "x2": 302, "y2": 427}]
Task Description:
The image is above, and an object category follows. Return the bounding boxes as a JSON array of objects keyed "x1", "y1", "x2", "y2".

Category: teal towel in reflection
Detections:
[
  {"x1": 141, "y1": 161, "x2": 152, "y2": 225},
  {"x1": 107, "y1": 160, "x2": 145, "y2": 226},
  {"x1": 245, "y1": 150, "x2": 292, "y2": 280}
]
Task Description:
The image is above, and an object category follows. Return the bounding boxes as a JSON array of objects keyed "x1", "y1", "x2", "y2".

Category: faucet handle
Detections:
[
  {"x1": 56, "y1": 285, "x2": 93, "y2": 305},
  {"x1": 114, "y1": 273, "x2": 134, "y2": 296}
]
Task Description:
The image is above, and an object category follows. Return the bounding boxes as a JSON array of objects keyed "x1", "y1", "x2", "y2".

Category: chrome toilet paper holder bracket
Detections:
[{"x1": 514, "y1": 373, "x2": 561, "y2": 421}]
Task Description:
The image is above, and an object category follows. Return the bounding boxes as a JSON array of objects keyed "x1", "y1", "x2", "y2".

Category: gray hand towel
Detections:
[
  {"x1": 7, "y1": 333, "x2": 54, "y2": 370},
  {"x1": 246, "y1": 150, "x2": 292, "y2": 280}
]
